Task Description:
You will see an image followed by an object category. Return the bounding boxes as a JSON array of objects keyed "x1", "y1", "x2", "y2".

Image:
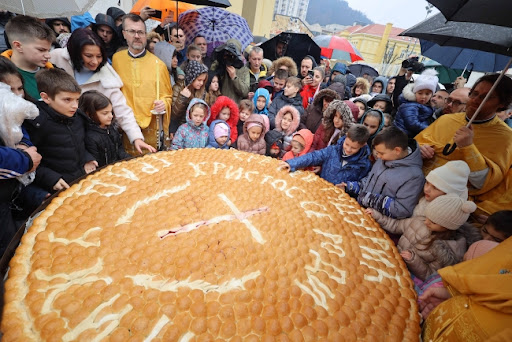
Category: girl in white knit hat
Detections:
[
  {"x1": 367, "y1": 194, "x2": 480, "y2": 281},
  {"x1": 412, "y1": 160, "x2": 471, "y2": 218}
]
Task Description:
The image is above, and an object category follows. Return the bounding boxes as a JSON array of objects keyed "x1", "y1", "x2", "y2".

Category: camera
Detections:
[
  {"x1": 402, "y1": 57, "x2": 424, "y2": 73},
  {"x1": 224, "y1": 51, "x2": 244, "y2": 69}
]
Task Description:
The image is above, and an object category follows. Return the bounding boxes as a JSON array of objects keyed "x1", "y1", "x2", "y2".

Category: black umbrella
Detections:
[
  {"x1": 400, "y1": 13, "x2": 512, "y2": 57},
  {"x1": 427, "y1": 0, "x2": 512, "y2": 28},
  {"x1": 347, "y1": 63, "x2": 379, "y2": 78},
  {"x1": 180, "y1": 0, "x2": 231, "y2": 7},
  {"x1": 260, "y1": 32, "x2": 321, "y2": 69},
  {"x1": 401, "y1": 13, "x2": 512, "y2": 155}
]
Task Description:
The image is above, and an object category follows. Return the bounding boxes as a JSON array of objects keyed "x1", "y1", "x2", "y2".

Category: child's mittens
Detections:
[
  {"x1": 345, "y1": 181, "x2": 360, "y2": 195},
  {"x1": 360, "y1": 191, "x2": 394, "y2": 217}
]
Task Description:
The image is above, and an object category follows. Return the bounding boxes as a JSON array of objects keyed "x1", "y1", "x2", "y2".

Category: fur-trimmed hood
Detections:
[
  {"x1": 275, "y1": 105, "x2": 300, "y2": 135},
  {"x1": 208, "y1": 95, "x2": 239, "y2": 128},
  {"x1": 312, "y1": 88, "x2": 341, "y2": 108},
  {"x1": 401, "y1": 83, "x2": 417, "y2": 102},
  {"x1": 323, "y1": 100, "x2": 355, "y2": 137}
]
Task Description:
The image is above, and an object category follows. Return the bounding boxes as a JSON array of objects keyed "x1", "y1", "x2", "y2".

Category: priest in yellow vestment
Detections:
[{"x1": 113, "y1": 13, "x2": 172, "y2": 155}]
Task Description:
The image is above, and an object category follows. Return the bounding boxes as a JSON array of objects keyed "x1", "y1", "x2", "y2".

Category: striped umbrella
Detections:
[
  {"x1": 313, "y1": 35, "x2": 364, "y2": 62},
  {"x1": 178, "y1": 7, "x2": 253, "y2": 52}
]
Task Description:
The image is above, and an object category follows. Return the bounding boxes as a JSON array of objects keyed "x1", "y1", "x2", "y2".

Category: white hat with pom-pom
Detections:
[
  {"x1": 425, "y1": 193, "x2": 477, "y2": 230},
  {"x1": 413, "y1": 68, "x2": 439, "y2": 94}
]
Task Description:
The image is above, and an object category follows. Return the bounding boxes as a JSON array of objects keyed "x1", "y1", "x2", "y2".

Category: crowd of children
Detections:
[{"x1": 1, "y1": 14, "x2": 511, "y2": 324}]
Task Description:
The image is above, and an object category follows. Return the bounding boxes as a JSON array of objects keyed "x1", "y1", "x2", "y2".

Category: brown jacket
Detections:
[{"x1": 372, "y1": 211, "x2": 480, "y2": 281}]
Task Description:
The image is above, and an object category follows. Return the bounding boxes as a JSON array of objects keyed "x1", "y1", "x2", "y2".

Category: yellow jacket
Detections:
[
  {"x1": 112, "y1": 50, "x2": 172, "y2": 134},
  {"x1": 415, "y1": 113, "x2": 512, "y2": 214},
  {"x1": 423, "y1": 237, "x2": 512, "y2": 341}
]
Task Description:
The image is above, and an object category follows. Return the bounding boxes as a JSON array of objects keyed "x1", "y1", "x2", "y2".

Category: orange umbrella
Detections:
[{"x1": 131, "y1": 0, "x2": 195, "y2": 22}]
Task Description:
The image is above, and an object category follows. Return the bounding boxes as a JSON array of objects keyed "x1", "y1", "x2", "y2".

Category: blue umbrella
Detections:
[
  {"x1": 420, "y1": 40, "x2": 511, "y2": 73},
  {"x1": 178, "y1": 7, "x2": 253, "y2": 52}
]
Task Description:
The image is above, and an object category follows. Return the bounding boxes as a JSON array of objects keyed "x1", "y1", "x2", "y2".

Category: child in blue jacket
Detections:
[
  {"x1": 253, "y1": 88, "x2": 270, "y2": 115},
  {"x1": 171, "y1": 99, "x2": 210, "y2": 150},
  {"x1": 394, "y1": 69, "x2": 438, "y2": 138},
  {"x1": 207, "y1": 120, "x2": 230, "y2": 149},
  {"x1": 280, "y1": 124, "x2": 371, "y2": 185}
]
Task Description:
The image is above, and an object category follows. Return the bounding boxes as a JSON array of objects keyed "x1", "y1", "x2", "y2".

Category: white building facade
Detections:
[{"x1": 273, "y1": 0, "x2": 310, "y2": 21}]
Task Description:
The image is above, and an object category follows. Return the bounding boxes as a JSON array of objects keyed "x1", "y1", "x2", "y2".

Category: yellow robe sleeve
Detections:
[
  {"x1": 423, "y1": 237, "x2": 512, "y2": 341},
  {"x1": 439, "y1": 236, "x2": 512, "y2": 314},
  {"x1": 415, "y1": 113, "x2": 512, "y2": 196}
]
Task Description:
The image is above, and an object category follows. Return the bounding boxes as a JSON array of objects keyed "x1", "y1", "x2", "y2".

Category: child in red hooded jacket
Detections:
[{"x1": 208, "y1": 96, "x2": 239, "y2": 145}]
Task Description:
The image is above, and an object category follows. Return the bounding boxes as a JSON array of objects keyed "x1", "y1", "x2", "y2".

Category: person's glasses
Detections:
[
  {"x1": 446, "y1": 98, "x2": 466, "y2": 107},
  {"x1": 468, "y1": 91, "x2": 497, "y2": 102},
  {"x1": 124, "y1": 29, "x2": 146, "y2": 36},
  {"x1": 482, "y1": 224, "x2": 504, "y2": 243}
]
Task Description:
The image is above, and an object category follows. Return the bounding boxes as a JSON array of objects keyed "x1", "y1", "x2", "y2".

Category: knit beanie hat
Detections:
[
  {"x1": 185, "y1": 60, "x2": 208, "y2": 86},
  {"x1": 425, "y1": 194, "x2": 477, "y2": 230},
  {"x1": 247, "y1": 122, "x2": 262, "y2": 131},
  {"x1": 463, "y1": 240, "x2": 499, "y2": 261},
  {"x1": 426, "y1": 160, "x2": 470, "y2": 199},
  {"x1": 213, "y1": 122, "x2": 229, "y2": 139},
  {"x1": 413, "y1": 69, "x2": 438, "y2": 94}
]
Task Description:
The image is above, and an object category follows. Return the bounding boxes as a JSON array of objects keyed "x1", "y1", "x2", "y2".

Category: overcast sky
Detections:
[{"x1": 344, "y1": 0, "x2": 439, "y2": 29}]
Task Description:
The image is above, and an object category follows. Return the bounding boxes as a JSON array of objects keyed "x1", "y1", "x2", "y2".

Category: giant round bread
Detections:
[{"x1": 1, "y1": 149, "x2": 420, "y2": 341}]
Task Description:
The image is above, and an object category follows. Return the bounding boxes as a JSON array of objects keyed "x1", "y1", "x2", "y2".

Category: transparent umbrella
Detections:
[{"x1": 2, "y1": 0, "x2": 96, "y2": 17}]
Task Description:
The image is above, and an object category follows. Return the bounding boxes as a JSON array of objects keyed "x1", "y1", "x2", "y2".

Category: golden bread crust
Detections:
[{"x1": 1, "y1": 149, "x2": 420, "y2": 341}]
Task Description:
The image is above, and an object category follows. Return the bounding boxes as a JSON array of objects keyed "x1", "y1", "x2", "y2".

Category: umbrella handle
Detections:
[{"x1": 443, "y1": 142, "x2": 457, "y2": 155}]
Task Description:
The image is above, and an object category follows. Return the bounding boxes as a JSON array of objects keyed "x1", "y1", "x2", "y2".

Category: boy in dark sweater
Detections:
[
  {"x1": 24, "y1": 68, "x2": 97, "y2": 196},
  {"x1": 268, "y1": 76, "x2": 304, "y2": 129}
]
